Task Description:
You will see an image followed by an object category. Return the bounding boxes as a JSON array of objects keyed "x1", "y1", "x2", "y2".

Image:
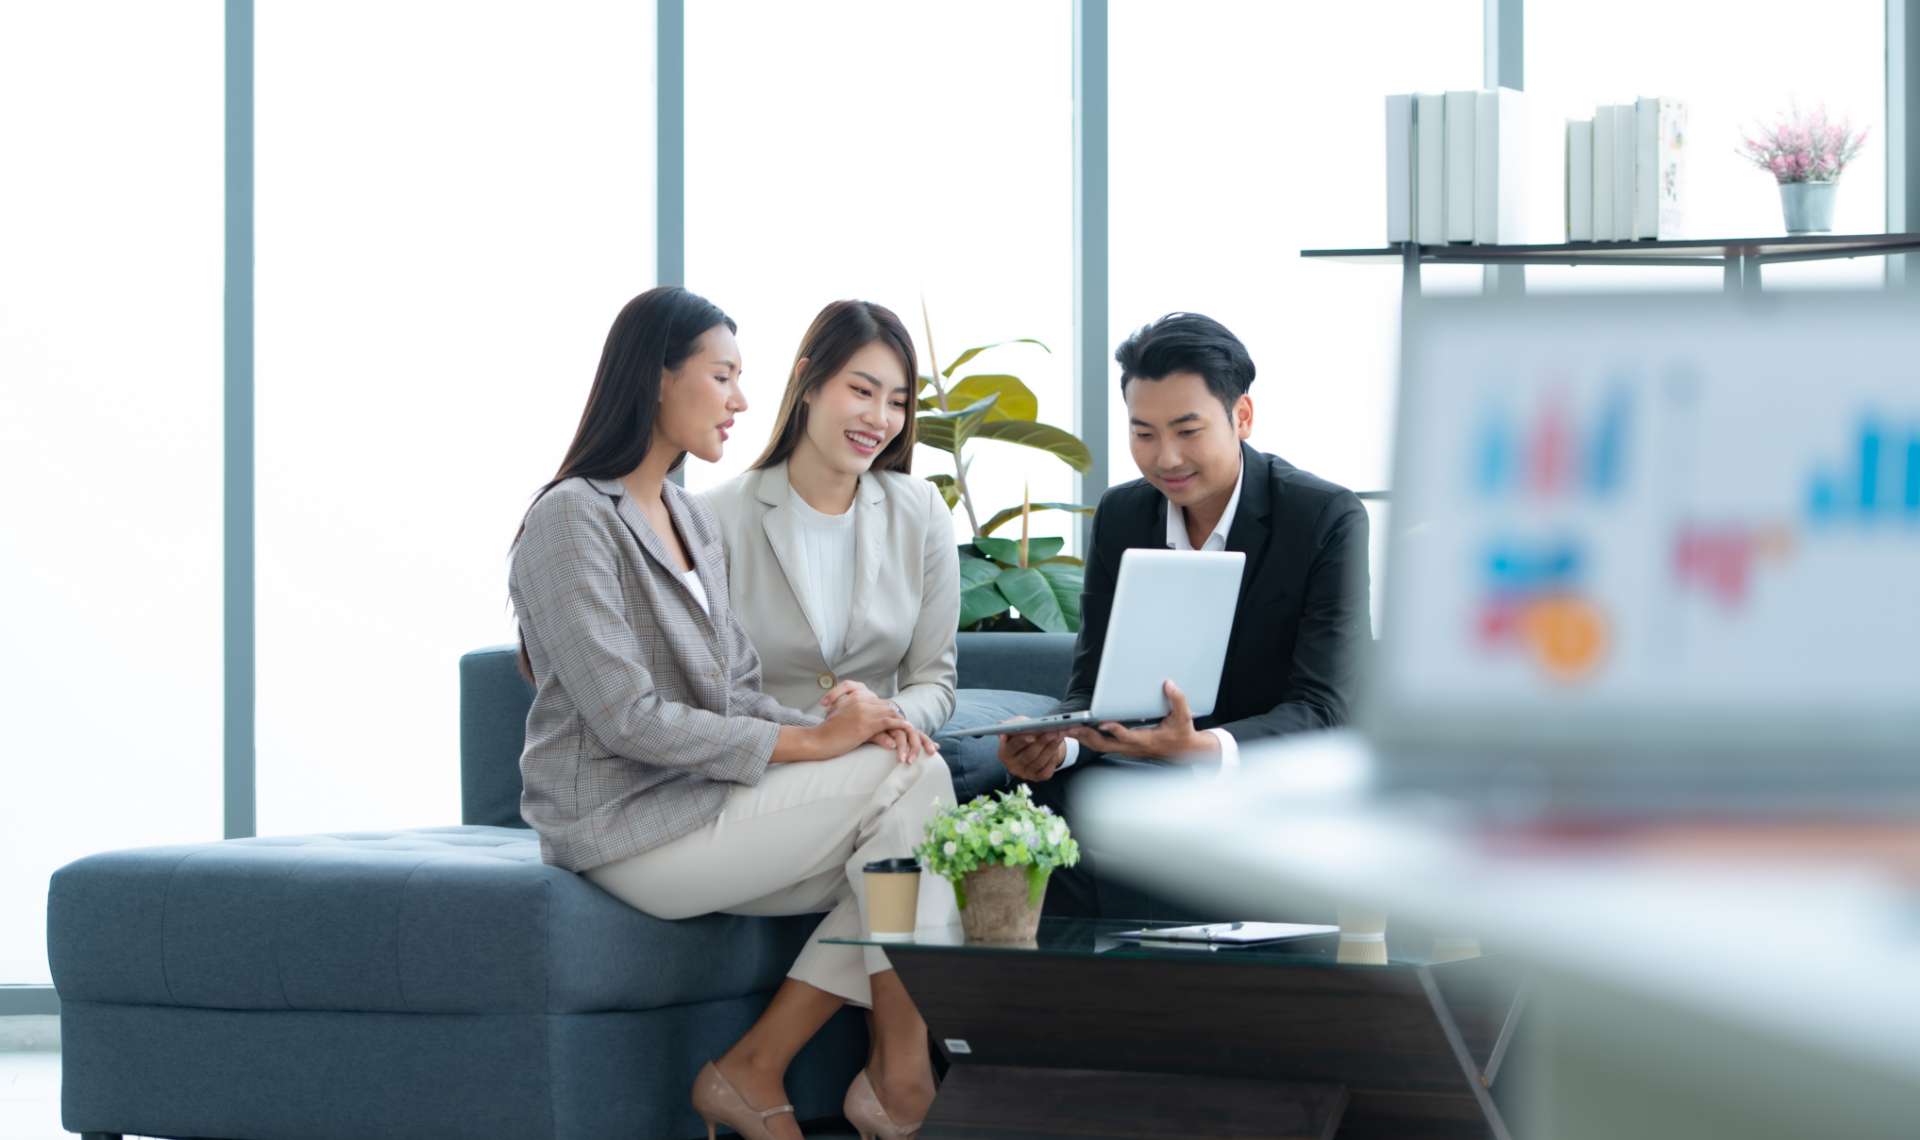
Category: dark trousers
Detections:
[{"x1": 1027, "y1": 753, "x2": 1206, "y2": 923}]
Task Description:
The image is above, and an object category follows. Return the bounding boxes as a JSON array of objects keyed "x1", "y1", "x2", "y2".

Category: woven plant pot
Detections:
[{"x1": 957, "y1": 864, "x2": 1046, "y2": 944}]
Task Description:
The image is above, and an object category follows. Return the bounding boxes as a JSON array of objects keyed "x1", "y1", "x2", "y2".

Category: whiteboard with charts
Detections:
[{"x1": 1375, "y1": 293, "x2": 1920, "y2": 753}]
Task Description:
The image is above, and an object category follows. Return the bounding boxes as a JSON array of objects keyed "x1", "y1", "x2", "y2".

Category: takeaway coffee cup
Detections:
[
  {"x1": 1337, "y1": 904, "x2": 1389, "y2": 966},
  {"x1": 863, "y1": 858, "x2": 922, "y2": 942}
]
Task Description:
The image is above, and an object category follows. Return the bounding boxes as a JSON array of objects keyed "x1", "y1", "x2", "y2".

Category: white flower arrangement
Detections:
[{"x1": 915, "y1": 784, "x2": 1082, "y2": 909}]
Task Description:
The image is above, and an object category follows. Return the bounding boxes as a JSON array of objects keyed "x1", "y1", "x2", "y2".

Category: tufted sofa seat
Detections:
[
  {"x1": 47, "y1": 633, "x2": 1074, "y2": 1140},
  {"x1": 50, "y1": 828, "x2": 828, "y2": 1018}
]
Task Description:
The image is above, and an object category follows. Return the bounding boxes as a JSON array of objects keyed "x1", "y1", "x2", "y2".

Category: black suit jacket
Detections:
[{"x1": 1050, "y1": 444, "x2": 1371, "y2": 744}]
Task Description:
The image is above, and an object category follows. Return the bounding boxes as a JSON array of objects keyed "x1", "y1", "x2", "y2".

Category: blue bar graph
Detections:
[
  {"x1": 1859, "y1": 418, "x2": 1882, "y2": 513},
  {"x1": 1476, "y1": 411, "x2": 1514, "y2": 497},
  {"x1": 1907, "y1": 434, "x2": 1920, "y2": 515},
  {"x1": 1805, "y1": 417, "x2": 1920, "y2": 523},
  {"x1": 1808, "y1": 471, "x2": 1839, "y2": 521}
]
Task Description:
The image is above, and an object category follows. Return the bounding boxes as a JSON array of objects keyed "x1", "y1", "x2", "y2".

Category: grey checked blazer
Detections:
[
  {"x1": 509, "y1": 475, "x2": 817, "y2": 872},
  {"x1": 700, "y1": 464, "x2": 959, "y2": 735}
]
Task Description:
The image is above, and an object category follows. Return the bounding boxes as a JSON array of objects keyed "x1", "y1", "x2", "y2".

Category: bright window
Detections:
[
  {"x1": 1524, "y1": 0, "x2": 1886, "y2": 291},
  {"x1": 255, "y1": 1, "x2": 656, "y2": 835},
  {"x1": 0, "y1": 3, "x2": 223, "y2": 983},
  {"x1": 1109, "y1": 0, "x2": 1483, "y2": 499},
  {"x1": 682, "y1": 0, "x2": 1074, "y2": 552}
]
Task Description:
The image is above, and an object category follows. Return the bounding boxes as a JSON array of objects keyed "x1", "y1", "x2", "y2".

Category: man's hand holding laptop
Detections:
[{"x1": 1000, "y1": 679, "x2": 1217, "y2": 781}]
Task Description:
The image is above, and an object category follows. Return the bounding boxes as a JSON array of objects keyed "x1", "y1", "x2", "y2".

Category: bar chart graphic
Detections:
[
  {"x1": 1392, "y1": 294, "x2": 1920, "y2": 722},
  {"x1": 1806, "y1": 416, "x2": 1920, "y2": 524},
  {"x1": 1475, "y1": 386, "x2": 1630, "y2": 501}
]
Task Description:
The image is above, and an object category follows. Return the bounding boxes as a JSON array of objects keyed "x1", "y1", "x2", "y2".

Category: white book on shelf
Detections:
[
  {"x1": 1635, "y1": 96, "x2": 1688, "y2": 239},
  {"x1": 1633, "y1": 98, "x2": 1659, "y2": 240},
  {"x1": 1592, "y1": 108, "x2": 1616, "y2": 241},
  {"x1": 1473, "y1": 88, "x2": 1525, "y2": 245},
  {"x1": 1611, "y1": 104, "x2": 1635, "y2": 240},
  {"x1": 1416, "y1": 93, "x2": 1446, "y2": 244},
  {"x1": 1566, "y1": 118, "x2": 1594, "y2": 242},
  {"x1": 1386, "y1": 94, "x2": 1414, "y2": 243},
  {"x1": 1444, "y1": 90, "x2": 1477, "y2": 243}
]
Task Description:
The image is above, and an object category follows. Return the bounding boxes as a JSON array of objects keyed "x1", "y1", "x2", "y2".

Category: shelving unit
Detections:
[
  {"x1": 1303, "y1": 232, "x2": 1920, "y2": 303},
  {"x1": 1301, "y1": 233, "x2": 1920, "y2": 506}
]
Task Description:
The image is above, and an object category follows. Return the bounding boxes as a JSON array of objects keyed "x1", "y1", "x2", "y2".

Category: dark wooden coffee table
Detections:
[{"x1": 830, "y1": 919, "x2": 1522, "y2": 1140}]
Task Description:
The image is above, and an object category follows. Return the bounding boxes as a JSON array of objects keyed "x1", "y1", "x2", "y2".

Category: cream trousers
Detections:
[{"x1": 586, "y1": 744, "x2": 958, "y2": 1008}]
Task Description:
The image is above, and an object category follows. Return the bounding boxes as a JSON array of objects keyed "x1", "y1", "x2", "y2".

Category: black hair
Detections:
[
  {"x1": 1114, "y1": 312, "x2": 1256, "y2": 415},
  {"x1": 512, "y1": 285, "x2": 735, "y2": 681}
]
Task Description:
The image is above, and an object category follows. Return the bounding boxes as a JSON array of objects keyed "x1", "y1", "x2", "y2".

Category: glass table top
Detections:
[{"x1": 826, "y1": 917, "x2": 1475, "y2": 969}]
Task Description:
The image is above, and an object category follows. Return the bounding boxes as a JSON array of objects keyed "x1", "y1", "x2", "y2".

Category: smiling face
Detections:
[
  {"x1": 795, "y1": 340, "x2": 912, "y2": 478},
  {"x1": 656, "y1": 324, "x2": 747, "y2": 464},
  {"x1": 1124, "y1": 370, "x2": 1252, "y2": 509}
]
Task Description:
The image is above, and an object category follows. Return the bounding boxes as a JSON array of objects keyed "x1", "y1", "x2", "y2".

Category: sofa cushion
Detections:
[
  {"x1": 48, "y1": 826, "x2": 824, "y2": 1016},
  {"x1": 935, "y1": 688, "x2": 1059, "y2": 802},
  {"x1": 952, "y1": 631, "x2": 1073, "y2": 698}
]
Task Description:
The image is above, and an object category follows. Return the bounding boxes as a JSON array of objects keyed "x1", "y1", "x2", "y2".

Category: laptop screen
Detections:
[{"x1": 1372, "y1": 292, "x2": 1920, "y2": 756}]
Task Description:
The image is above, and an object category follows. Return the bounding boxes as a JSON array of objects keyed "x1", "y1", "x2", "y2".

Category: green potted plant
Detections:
[
  {"x1": 915, "y1": 307, "x2": 1094, "y2": 633},
  {"x1": 916, "y1": 784, "x2": 1080, "y2": 943}
]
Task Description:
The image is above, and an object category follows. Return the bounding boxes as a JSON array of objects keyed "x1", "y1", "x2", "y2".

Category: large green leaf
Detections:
[
  {"x1": 943, "y1": 374, "x2": 1037, "y2": 423},
  {"x1": 957, "y1": 552, "x2": 1002, "y2": 591},
  {"x1": 970, "y1": 420, "x2": 1093, "y2": 472},
  {"x1": 995, "y1": 567, "x2": 1068, "y2": 633},
  {"x1": 1021, "y1": 537, "x2": 1066, "y2": 563},
  {"x1": 958, "y1": 583, "x2": 1011, "y2": 628},
  {"x1": 1036, "y1": 560, "x2": 1084, "y2": 631},
  {"x1": 925, "y1": 474, "x2": 959, "y2": 510},
  {"x1": 972, "y1": 535, "x2": 1061, "y2": 566},
  {"x1": 980, "y1": 501, "x2": 1096, "y2": 536},
  {"x1": 915, "y1": 394, "x2": 999, "y2": 454},
  {"x1": 942, "y1": 338, "x2": 1050, "y2": 378},
  {"x1": 971, "y1": 536, "x2": 1022, "y2": 566}
]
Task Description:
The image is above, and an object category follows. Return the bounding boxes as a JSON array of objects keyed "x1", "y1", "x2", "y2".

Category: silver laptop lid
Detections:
[
  {"x1": 1091, "y1": 548, "x2": 1247, "y2": 722},
  {"x1": 1370, "y1": 292, "x2": 1920, "y2": 762}
]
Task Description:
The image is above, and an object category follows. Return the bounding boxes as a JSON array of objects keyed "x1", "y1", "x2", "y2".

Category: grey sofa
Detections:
[{"x1": 47, "y1": 632, "x2": 1070, "y2": 1140}]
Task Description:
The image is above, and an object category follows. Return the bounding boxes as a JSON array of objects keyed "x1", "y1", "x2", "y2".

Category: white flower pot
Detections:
[{"x1": 1779, "y1": 180, "x2": 1838, "y2": 234}]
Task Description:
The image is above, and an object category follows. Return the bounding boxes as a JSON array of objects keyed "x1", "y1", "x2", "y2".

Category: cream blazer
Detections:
[{"x1": 700, "y1": 463, "x2": 960, "y2": 735}]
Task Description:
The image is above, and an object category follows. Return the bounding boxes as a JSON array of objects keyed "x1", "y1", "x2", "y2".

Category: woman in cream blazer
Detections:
[
  {"x1": 513, "y1": 288, "x2": 950, "y2": 1140},
  {"x1": 702, "y1": 300, "x2": 960, "y2": 749}
]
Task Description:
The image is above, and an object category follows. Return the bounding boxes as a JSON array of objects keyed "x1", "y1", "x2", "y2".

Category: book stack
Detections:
[
  {"x1": 1385, "y1": 88, "x2": 1526, "y2": 246},
  {"x1": 1565, "y1": 98, "x2": 1687, "y2": 242}
]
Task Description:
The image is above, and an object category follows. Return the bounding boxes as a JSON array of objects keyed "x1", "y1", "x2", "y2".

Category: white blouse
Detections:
[
  {"x1": 680, "y1": 567, "x2": 710, "y2": 616},
  {"x1": 786, "y1": 485, "x2": 857, "y2": 664}
]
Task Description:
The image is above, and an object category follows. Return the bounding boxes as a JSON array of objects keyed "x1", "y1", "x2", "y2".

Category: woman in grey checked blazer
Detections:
[{"x1": 510, "y1": 287, "x2": 954, "y2": 1140}]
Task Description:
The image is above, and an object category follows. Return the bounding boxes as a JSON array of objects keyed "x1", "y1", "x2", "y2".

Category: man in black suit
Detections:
[{"x1": 999, "y1": 312, "x2": 1372, "y2": 917}]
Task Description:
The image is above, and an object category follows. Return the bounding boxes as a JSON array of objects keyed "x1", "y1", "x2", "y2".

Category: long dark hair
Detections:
[
  {"x1": 751, "y1": 299, "x2": 917, "y2": 475},
  {"x1": 513, "y1": 285, "x2": 736, "y2": 681}
]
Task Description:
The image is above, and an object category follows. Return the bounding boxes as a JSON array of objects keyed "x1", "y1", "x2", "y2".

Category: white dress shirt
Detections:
[
  {"x1": 786, "y1": 485, "x2": 858, "y2": 665},
  {"x1": 1058, "y1": 458, "x2": 1245, "y2": 777}
]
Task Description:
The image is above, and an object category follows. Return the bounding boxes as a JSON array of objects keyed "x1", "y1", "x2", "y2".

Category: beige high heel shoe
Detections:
[
  {"x1": 690, "y1": 1060, "x2": 797, "y2": 1140},
  {"x1": 842, "y1": 1068, "x2": 924, "y2": 1140}
]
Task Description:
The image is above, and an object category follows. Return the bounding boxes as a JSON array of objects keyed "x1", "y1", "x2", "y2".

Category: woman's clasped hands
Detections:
[{"x1": 819, "y1": 680, "x2": 938, "y2": 764}]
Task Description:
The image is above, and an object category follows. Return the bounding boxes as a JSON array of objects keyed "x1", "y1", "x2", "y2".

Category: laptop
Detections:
[
  {"x1": 946, "y1": 548, "x2": 1246, "y2": 738},
  {"x1": 1366, "y1": 291, "x2": 1920, "y2": 816}
]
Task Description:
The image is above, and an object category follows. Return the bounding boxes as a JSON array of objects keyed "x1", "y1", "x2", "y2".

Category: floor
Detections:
[
  {"x1": 0, "y1": 1024, "x2": 859, "y2": 1140},
  {"x1": 0, "y1": 1050, "x2": 59, "y2": 1140}
]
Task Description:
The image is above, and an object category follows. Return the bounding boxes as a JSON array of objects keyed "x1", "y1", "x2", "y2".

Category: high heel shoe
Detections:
[
  {"x1": 842, "y1": 1068, "x2": 925, "y2": 1140},
  {"x1": 690, "y1": 1060, "x2": 796, "y2": 1140}
]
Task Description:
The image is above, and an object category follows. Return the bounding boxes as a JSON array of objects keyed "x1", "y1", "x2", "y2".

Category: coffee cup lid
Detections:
[{"x1": 862, "y1": 857, "x2": 921, "y2": 874}]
